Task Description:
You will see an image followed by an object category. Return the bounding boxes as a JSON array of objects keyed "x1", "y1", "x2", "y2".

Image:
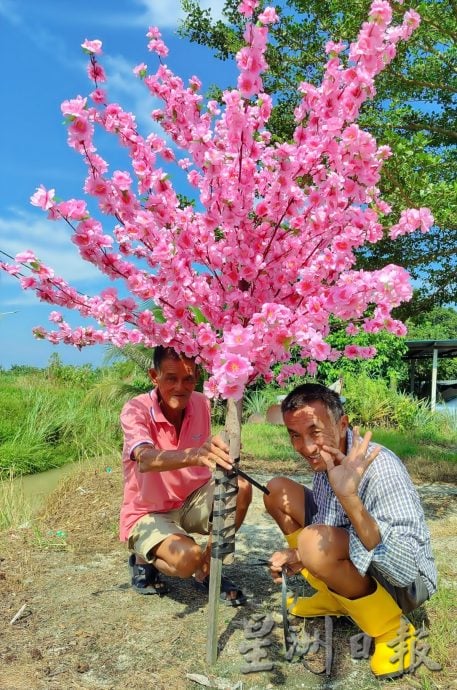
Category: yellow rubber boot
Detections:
[
  {"x1": 284, "y1": 528, "x2": 302, "y2": 548},
  {"x1": 331, "y1": 580, "x2": 416, "y2": 679},
  {"x1": 287, "y1": 567, "x2": 346, "y2": 617},
  {"x1": 283, "y1": 531, "x2": 345, "y2": 617}
]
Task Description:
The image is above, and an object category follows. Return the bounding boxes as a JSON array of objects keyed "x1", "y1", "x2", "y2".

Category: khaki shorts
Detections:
[{"x1": 128, "y1": 479, "x2": 215, "y2": 563}]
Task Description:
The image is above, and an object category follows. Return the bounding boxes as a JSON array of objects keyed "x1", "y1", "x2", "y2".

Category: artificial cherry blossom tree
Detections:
[
  {"x1": 1, "y1": 0, "x2": 433, "y2": 661},
  {"x1": 2, "y1": 0, "x2": 431, "y2": 406}
]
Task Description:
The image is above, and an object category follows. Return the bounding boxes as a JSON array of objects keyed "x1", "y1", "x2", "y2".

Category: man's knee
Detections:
[
  {"x1": 177, "y1": 548, "x2": 202, "y2": 578},
  {"x1": 263, "y1": 476, "x2": 289, "y2": 512},
  {"x1": 298, "y1": 525, "x2": 349, "y2": 579},
  {"x1": 155, "y1": 535, "x2": 202, "y2": 579}
]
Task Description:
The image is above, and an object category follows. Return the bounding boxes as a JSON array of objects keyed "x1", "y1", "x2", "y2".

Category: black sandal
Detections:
[
  {"x1": 128, "y1": 554, "x2": 169, "y2": 596},
  {"x1": 193, "y1": 574, "x2": 247, "y2": 607}
]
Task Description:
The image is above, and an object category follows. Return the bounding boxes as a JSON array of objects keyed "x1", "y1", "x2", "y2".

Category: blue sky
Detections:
[{"x1": 0, "y1": 0, "x2": 237, "y2": 369}]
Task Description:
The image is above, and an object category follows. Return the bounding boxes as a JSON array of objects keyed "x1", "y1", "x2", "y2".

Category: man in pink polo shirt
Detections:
[{"x1": 120, "y1": 346, "x2": 252, "y2": 604}]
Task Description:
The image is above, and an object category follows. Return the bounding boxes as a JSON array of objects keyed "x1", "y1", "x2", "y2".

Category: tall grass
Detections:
[
  {"x1": 0, "y1": 469, "x2": 32, "y2": 530},
  {"x1": 0, "y1": 374, "x2": 123, "y2": 477}
]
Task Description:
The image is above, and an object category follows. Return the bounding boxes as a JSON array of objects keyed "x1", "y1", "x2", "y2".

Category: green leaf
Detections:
[{"x1": 189, "y1": 306, "x2": 208, "y2": 324}]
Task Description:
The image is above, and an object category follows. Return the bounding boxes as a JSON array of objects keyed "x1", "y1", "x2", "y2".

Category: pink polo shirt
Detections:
[{"x1": 119, "y1": 388, "x2": 212, "y2": 541}]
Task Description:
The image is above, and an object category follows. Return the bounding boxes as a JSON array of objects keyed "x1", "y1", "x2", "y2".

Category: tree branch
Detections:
[
  {"x1": 420, "y1": 14, "x2": 457, "y2": 44},
  {"x1": 391, "y1": 70, "x2": 457, "y2": 95},
  {"x1": 382, "y1": 166, "x2": 416, "y2": 208},
  {"x1": 398, "y1": 122, "x2": 457, "y2": 141}
]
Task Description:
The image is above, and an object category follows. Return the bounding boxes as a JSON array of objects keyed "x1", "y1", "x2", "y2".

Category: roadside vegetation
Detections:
[{"x1": 1, "y1": 353, "x2": 455, "y2": 484}]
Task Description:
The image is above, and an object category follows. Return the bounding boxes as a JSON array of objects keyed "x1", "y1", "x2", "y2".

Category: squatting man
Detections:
[
  {"x1": 119, "y1": 346, "x2": 252, "y2": 605},
  {"x1": 264, "y1": 382, "x2": 437, "y2": 679}
]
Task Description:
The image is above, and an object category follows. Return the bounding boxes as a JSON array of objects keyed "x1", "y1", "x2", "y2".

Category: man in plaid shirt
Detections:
[{"x1": 264, "y1": 382, "x2": 437, "y2": 680}]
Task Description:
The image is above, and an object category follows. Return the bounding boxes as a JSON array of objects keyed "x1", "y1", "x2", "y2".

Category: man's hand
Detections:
[
  {"x1": 321, "y1": 427, "x2": 381, "y2": 499},
  {"x1": 268, "y1": 548, "x2": 303, "y2": 584},
  {"x1": 189, "y1": 435, "x2": 234, "y2": 472}
]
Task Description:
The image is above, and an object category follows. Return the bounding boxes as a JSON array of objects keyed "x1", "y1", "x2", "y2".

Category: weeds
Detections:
[
  {"x1": 0, "y1": 469, "x2": 32, "y2": 530},
  {"x1": 242, "y1": 387, "x2": 279, "y2": 421},
  {"x1": 31, "y1": 524, "x2": 69, "y2": 551}
]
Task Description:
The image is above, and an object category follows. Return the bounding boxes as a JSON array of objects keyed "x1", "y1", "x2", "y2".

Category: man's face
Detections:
[
  {"x1": 149, "y1": 356, "x2": 197, "y2": 416},
  {"x1": 283, "y1": 401, "x2": 348, "y2": 472}
]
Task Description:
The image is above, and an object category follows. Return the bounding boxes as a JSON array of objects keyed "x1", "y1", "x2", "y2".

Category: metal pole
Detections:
[
  {"x1": 409, "y1": 358, "x2": 416, "y2": 395},
  {"x1": 431, "y1": 347, "x2": 438, "y2": 412}
]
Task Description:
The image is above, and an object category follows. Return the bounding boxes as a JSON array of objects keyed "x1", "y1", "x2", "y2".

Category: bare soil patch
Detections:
[{"x1": 0, "y1": 459, "x2": 456, "y2": 690}]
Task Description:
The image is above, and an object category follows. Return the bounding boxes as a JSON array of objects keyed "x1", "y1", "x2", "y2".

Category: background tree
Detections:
[
  {"x1": 405, "y1": 306, "x2": 457, "y2": 386},
  {"x1": 180, "y1": 0, "x2": 457, "y2": 315}
]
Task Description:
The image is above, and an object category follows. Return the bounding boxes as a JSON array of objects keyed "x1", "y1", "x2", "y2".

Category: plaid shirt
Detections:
[{"x1": 311, "y1": 430, "x2": 437, "y2": 596}]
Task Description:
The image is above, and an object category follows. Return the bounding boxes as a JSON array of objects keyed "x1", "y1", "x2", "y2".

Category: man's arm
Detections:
[
  {"x1": 322, "y1": 428, "x2": 381, "y2": 551},
  {"x1": 336, "y1": 493, "x2": 381, "y2": 551},
  {"x1": 133, "y1": 435, "x2": 235, "y2": 473}
]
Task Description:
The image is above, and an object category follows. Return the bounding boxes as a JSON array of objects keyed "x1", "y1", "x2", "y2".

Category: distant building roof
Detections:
[{"x1": 405, "y1": 339, "x2": 457, "y2": 360}]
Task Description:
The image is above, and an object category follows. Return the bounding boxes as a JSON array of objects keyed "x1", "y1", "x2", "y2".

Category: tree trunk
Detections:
[{"x1": 206, "y1": 397, "x2": 242, "y2": 664}]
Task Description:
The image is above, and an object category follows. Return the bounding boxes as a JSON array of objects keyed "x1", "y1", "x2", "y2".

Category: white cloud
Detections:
[
  {"x1": 0, "y1": 210, "x2": 102, "y2": 284},
  {"x1": 112, "y1": 0, "x2": 227, "y2": 29}
]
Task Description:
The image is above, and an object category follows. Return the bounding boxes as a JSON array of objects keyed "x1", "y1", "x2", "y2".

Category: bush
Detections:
[
  {"x1": 242, "y1": 387, "x2": 280, "y2": 422},
  {"x1": 343, "y1": 375, "x2": 394, "y2": 427},
  {"x1": 342, "y1": 374, "x2": 431, "y2": 431}
]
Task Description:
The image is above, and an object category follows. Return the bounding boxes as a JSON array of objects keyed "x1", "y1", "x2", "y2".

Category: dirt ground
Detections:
[{"x1": 0, "y1": 460, "x2": 456, "y2": 690}]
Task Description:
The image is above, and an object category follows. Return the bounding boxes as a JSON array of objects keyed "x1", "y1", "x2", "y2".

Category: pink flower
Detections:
[
  {"x1": 87, "y1": 61, "x2": 106, "y2": 83},
  {"x1": 148, "y1": 38, "x2": 169, "y2": 57},
  {"x1": 345, "y1": 323, "x2": 360, "y2": 336},
  {"x1": 344, "y1": 344, "x2": 361, "y2": 359},
  {"x1": 307, "y1": 361, "x2": 318, "y2": 376},
  {"x1": 224, "y1": 324, "x2": 253, "y2": 352},
  {"x1": 219, "y1": 379, "x2": 246, "y2": 401},
  {"x1": 325, "y1": 40, "x2": 346, "y2": 55},
  {"x1": 238, "y1": 72, "x2": 262, "y2": 98},
  {"x1": 220, "y1": 353, "x2": 252, "y2": 378},
  {"x1": 30, "y1": 185, "x2": 55, "y2": 210},
  {"x1": 112, "y1": 170, "x2": 132, "y2": 191},
  {"x1": 403, "y1": 9, "x2": 421, "y2": 32},
  {"x1": 15, "y1": 250, "x2": 37, "y2": 264},
  {"x1": 238, "y1": 0, "x2": 259, "y2": 18},
  {"x1": 258, "y1": 7, "x2": 279, "y2": 25},
  {"x1": 81, "y1": 39, "x2": 103, "y2": 55},
  {"x1": 133, "y1": 63, "x2": 148, "y2": 79},
  {"x1": 369, "y1": 1, "x2": 392, "y2": 26},
  {"x1": 20, "y1": 276, "x2": 37, "y2": 289},
  {"x1": 90, "y1": 89, "x2": 106, "y2": 104},
  {"x1": 61, "y1": 96, "x2": 87, "y2": 118},
  {"x1": 203, "y1": 377, "x2": 219, "y2": 399}
]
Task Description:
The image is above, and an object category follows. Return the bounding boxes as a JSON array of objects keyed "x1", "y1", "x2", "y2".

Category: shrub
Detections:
[{"x1": 242, "y1": 387, "x2": 280, "y2": 421}]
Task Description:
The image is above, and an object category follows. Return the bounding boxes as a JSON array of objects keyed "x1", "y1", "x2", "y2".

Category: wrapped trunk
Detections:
[{"x1": 206, "y1": 397, "x2": 242, "y2": 663}]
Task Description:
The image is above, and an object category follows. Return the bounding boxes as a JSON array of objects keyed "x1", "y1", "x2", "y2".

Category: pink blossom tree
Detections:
[
  {"x1": 2, "y1": 1, "x2": 431, "y2": 408},
  {"x1": 1, "y1": 0, "x2": 433, "y2": 661}
]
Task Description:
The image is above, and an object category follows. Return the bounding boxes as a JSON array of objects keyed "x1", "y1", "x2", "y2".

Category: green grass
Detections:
[
  {"x1": 0, "y1": 374, "x2": 123, "y2": 477},
  {"x1": 371, "y1": 429, "x2": 457, "y2": 464}
]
